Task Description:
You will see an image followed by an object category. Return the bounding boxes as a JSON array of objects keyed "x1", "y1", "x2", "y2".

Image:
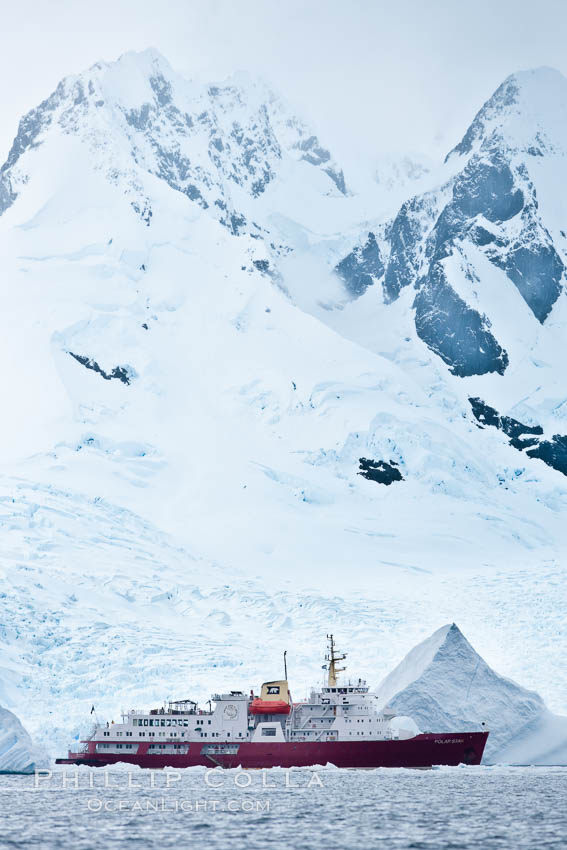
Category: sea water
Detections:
[{"x1": 0, "y1": 765, "x2": 565, "y2": 849}]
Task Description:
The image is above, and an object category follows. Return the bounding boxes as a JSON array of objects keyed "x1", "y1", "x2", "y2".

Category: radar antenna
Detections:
[{"x1": 325, "y1": 634, "x2": 347, "y2": 687}]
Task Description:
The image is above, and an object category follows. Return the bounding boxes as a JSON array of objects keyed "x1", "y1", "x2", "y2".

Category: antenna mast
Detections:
[
  {"x1": 284, "y1": 650, "x2": 288, "y2": 680},
  {"x1": 325, "y1": 634, "x2": 347, "y2": 687}
]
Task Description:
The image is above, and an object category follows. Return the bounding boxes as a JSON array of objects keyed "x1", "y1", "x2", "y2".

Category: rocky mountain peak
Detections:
[
  {"x1": 335, "y1": 66, "x2": 567, "y2": 384},
  {"x1": 447, "y1": 66, "x2": 567, "y2": 161},
  {"x1": 0, "y1": 48, "x2": 346, "y2": 232}
]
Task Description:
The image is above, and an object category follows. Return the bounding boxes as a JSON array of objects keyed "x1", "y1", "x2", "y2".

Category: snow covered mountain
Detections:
[
  {"x1": 0, "y1": 48, "x2": 345, "y2": 237},
  {"x1": 0, "y1": 51, "x2": 566, "y2": 757},
  {"x1": 320, "y1": 68, "x2": 567, "y2": 481},
  {"x1": 337, "y1": 69, "x2": 567, "y2": 368},
  {"x1": 375, "y1": 623, "x2": 567, "y2": 763}
]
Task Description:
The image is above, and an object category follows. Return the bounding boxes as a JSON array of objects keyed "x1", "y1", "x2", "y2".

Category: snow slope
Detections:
[{"x1": 375, "y1": 624, "x2": 567, "y2": 764}]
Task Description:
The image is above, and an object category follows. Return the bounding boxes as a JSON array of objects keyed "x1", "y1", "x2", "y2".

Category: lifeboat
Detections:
[
  {"x1": 249, "y1": 679, "x2": 291, "y2": 714},
  {"x1": 249, "y1": 698, "x2": 291, "y2": 715}
]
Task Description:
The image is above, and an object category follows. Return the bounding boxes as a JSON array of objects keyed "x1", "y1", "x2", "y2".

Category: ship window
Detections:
[
  {"x1": 262, "y1": 728, "x2": 276, "y2": 736},
  {"x1": 166, "y1": 720, "x2": 171, "y2": 727},
  {"x1": 133, "y1": 719, "x2": 137, "y2": 726},
  {"x1": 184, "y1": 719, "x2": 188, "y2": 727},
  {"x1": 143, "y1": 719, "x2": 148, "y2": 726},
  {"x1": 208, "y1": 720, "x2": 211, "y2": 725},
  {"x1": 149, "y1": 719, "x2": 153, "y2": 726}
]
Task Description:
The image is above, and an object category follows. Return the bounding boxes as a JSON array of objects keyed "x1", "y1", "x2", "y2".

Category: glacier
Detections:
[{"x1": 0, "y1": 49, "x2": 566, "y2": 761}]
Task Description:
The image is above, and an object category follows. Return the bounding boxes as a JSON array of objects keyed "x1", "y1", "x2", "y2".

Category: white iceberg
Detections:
[
  {"x1": 375, "y1": 623, "x2": 567, "y2": 764},
  {"x1": 0, "y1": 705, "x2": 45, "y2": 774}
]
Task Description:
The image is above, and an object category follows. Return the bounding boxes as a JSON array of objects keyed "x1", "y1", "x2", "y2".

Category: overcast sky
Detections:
[{"x1": 2, "y1": 0, "x2": 567, "y2": 177}]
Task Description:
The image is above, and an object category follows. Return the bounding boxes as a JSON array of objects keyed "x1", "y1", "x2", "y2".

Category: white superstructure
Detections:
[{"x1": 85, "y1": 636, "x2": 417, "y2": 755}]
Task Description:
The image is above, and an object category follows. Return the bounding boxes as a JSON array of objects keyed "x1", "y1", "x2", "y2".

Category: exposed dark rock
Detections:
[
  {"x1": 527, "y1": 436, "x2": 567, "y2": 476},
  {"x1": 358, "y1": 458, "x2": 403, "y2": 485},
  {"x1": 438, "y1": 152, "x2": 564, "y2": 323},
  {"x1": 229, "y1": 212, "x2": 246, "y2": 234},
  {"x1": 149, "y1": 74, "x2": 173, "y2": 107},
  {"x1": 469, "y1": 397, "x2": 567, "y2": 478},
  {"x1": 414, "y1": 264, "x2": 509, "y2": 377},
  {"x1": 68, "y1": 352, "x2": 134, "y2": 385},
  {"x1": 297, "y1": 135, "x2": 331, "y2": 165},
  {"x1": 335, "y1": 232, "x2": 384, "y2": 297},
  {"x1": 294, "y1": 136, "x2": 346, "y2": 194},
  {"x1": 383, "y1": 196, "x2": 432, "y2": 303},
  {"x1": 490, "y1": 241, "x2": 564, "y2": 323},
  {"x1": 131, "y1": 200, "x2": 153, "y2": 225},
  {"x1": 0, "y1": 176, "x2": 16, "y2": 216},
  {"x1": 469, "y1": 397, "x2": 542, "y2": 449},
  {"x1": 452, "y1": 154, "x2": 524, "y2": 223},
  {"x1": 470, "y1": 225, "x2": 499, "y2": 247},
  {"x1": 125, "y1": 103, "x2": 151, "y2": 131},
  {"x1": 324, "y1": 167, "x2": 346, "y2": 195},
  {"x1": 2, "y1": 82, "x2": 64, "y2": 173},
  {"x1": 0, "y1": 83, "x2": 65, "y2": 216},
  {"x1": 184, "y1": 183, "x2": 208, "y2": 208}
]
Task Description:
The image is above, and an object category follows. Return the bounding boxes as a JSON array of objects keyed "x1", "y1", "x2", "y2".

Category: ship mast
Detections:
[{"x1": 325, "y1": 634, "x2": 347, "y2": 687}]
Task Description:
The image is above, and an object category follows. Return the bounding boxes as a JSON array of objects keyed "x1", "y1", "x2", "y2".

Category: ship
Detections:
[{"x1": 55, "y1": 636, "x2": 488, "y2": 769}]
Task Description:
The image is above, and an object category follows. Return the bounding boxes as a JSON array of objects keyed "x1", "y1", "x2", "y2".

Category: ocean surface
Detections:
[{"x1": 1, "y1": 765, "x2": 565, "y2": 849}]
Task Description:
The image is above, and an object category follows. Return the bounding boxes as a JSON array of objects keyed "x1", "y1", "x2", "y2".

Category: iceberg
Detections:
[
  {"x1": 0, "y1": 705, "x2": 45, "y2": 774},
  {"x1": 375, "y1": 623, "x2": 567, "y2": 764}
]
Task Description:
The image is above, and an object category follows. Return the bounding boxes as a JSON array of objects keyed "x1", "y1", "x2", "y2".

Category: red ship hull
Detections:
[{"x1": 56, "y1": 731, "x2": 488, "y2": 769}]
